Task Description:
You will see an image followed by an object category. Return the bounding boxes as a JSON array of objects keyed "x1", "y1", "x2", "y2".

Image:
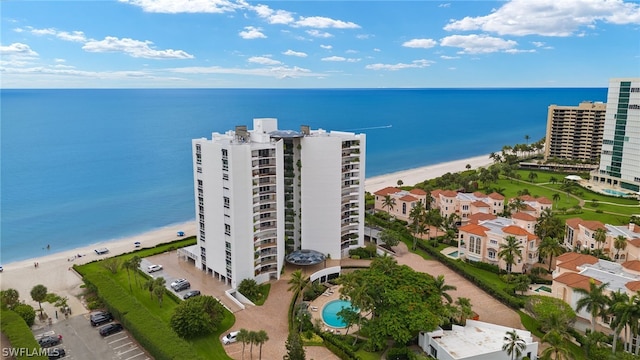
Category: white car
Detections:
[
  {"x1": 222, "y1": 331, "x2": 239, "y2": 345},
  {"x1": 147, "y1": 264, "x2": 163, "y2": 273},
  {"x1": 170, "y1": 278, "x2": 187, "y2": 287}
]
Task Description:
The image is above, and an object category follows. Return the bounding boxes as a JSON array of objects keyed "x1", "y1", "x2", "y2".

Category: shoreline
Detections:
[{"x1": 364, "y1": 153, "x2": 494, "y2": 193}]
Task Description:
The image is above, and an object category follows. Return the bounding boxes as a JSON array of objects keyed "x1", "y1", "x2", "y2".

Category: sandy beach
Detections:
[
  {"x1": 364, "y1": 153, "x2": 494, "y2": 193},
  {"x1": 0, "y1": 153, "x2": 492, "y2": 319}
]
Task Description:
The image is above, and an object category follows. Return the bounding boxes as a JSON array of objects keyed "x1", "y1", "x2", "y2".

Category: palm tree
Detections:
[
  {"x1": 249, "y1": 330, "x2": 257, "y2": 359},
  {"x1": 594, "y1": 228, "x2": 607, "y2": 252},
  {"x1": 524, "y1": 134, "x2": 530, "y2": 145},
  {"x1": 287, "y1": 270, "x2": 308, "y2": 303},
  {"x1": 614, "y1": 235, "x2": 628, "y2": 260},
  {"x1": 153, "y1": 277, "x2": 166, "y2": 306},
  {"x1": 130, "y1": 255, "x2": 142, "y2": 288},
  {"x1": 502, "y1": 329, "x2": 526, "y2": 360},
  {"x1": 549, "y1": 176, "x2": 558, "y2": 185},
  {"x1": 552, "y1": 193, "x2": 561, "y2": 207},
  {"x1": 122, "y1": 258, "x2": 134, "y2": 293},
  {"x1": 254, "y1": 330, "x2": 269, "y2": 360},
  {"x1": 609, "y1": 291, "x2": 630, "y2": 354},
  {"x1": 237, "y1": 329, "x2": 250, "y2": 360},
  {"x1": 527, "y1": 172, "x2": 538, "y2": 183},
  {"x1": 540, "y1": 330, "x2": 570, "y2": 360},
  {"x1": 498, "y1": 236, "x2": 523, "y2": 274},
  {"x1": 455, "y1": 297, "x2": 473, "y2": 325},
  {"x1": 508, "y1": 198, "x2": 526, "y2": 214},
  {"x1": 382, "y1": 194, "x2": 396, "y2": 216},
  {"x1": 434, "y1": 274, "x2": 457, "y2": 303},
  {"x1": 538, "y1": 237, "x2": 564, "y2": 272},
  {"x1": 409, "y1": 200, "x2": 426, "y2": 250},
  {"x1": 574, "y1": 279, "x2": 610, "y2": 333},
  {"x1": 143, "y1": 278, "x2": 155, "y2": 300}
]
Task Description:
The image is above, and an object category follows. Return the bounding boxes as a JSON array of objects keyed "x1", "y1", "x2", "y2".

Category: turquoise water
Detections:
[
  {"x1": 535, "y1": 286, "x2": 552, "y2": 293},
  {"x1": 448, "y1": 251, "x2": 459, "y2": 258},
  {"x1": 322, "y1": 300, "x2": 357, "y2": 328},
  {"x1": 603, "y1": 188, "x2": 629, "y2": 197}
]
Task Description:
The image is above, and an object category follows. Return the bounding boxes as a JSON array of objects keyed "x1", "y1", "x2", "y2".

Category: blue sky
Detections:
[{"x1": 1, "y1": 0, "x2": 639, "y2": 88}]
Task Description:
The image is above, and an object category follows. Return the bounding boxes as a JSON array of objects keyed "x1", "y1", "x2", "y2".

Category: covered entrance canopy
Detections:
[{"x1": 285, "y1": 249, "x2": 326, "y2": 266}]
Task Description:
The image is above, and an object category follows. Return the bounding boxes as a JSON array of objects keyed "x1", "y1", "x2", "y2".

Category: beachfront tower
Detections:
[
  {"x1": 544, "y1": 101, "x2": 607, "y2": 163},
  {"x1": 591, "y1": 78, "x2": 640, "y2": 193},
  {"x1": 191, "y1": 118, "x2": 366, "y2": 288}
]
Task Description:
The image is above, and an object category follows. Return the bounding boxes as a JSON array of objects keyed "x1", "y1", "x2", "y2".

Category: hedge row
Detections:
[
  {"x1": 0, "y1": 309, "x2": 47, "y2": 360},
  {"x1": 317, "y1": 332, "x2": 361, "y2": 360},
  {"x1": 82, "y1": 272, "x2": 203, "y2": 360}
]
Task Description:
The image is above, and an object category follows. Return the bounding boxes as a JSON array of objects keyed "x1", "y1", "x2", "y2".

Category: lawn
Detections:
[{"x1": 75, "y1": 238, "x2": 234, "y2": 360}]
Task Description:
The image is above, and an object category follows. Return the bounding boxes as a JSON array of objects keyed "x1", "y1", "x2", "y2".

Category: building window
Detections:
[
  {"x1": 225, "y1": 224, "x2": 231, "y2": 236},
  {"x1": 222, "y1": 159, "x2": 229, "y2": 171},
  {"x1": 475, "y1": 238, "x2": 481, "y2": 253},
  {"x1": 402, "y1": 203, "x2": 407, "y2": 214},
  {"x1": 223, "y1": 173, "x2": 229, "y2": 180},
  {"x1": 224, "y1": 196, "x2": 230, "y2": 209},
  {"x1": 488, "y1": 249, "x2": 496, "y2": 259}
]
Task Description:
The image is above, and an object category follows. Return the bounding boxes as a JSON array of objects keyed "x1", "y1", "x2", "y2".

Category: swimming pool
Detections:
[
  {"x1": 603, "y1": 188, "x2": 629, "y2": 197},
  {"x1": 448, "y1": 251, "x2": 459, "y2": 258},
  {"x1": 322, "y1": 299, "x2": 357, "y2": 328},
  {"x1": 535, "y1": 285, "x2": 552, "y2": 293}
]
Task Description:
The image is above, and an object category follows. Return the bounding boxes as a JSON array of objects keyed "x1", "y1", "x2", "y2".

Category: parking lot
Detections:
[{"x1": 33, "y1": 313, "x2": 150, "y2": 360}]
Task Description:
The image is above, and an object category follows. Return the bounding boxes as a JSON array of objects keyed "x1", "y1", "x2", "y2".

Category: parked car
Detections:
[
  {"x1": 170, "y1": 279, "x2": 190, "y2": 291},
  {"x1": 222, "y1": 331, "x2": 239, "y2": 345},
  {"x1": 90, "y1": 312, "x2": 113, "y2": 326},
  {"x1": 147, "y1": 264, "x2": 163, "y2": 273},
  {"x1": 183, "y1": 290, "x2": 201, "y2": 299},
  {"x1": 38, "y1": 335, "x2": 61, "y2": 348},
  {"x1": 47, "y1": 348, "x2": 66, "y2": 359},
  {"x1": 0, "y1": 265, "x2": 3, "y2": 272},
  {"x1": 99, "y1": 323, "x2": 123, "y2": 337}
]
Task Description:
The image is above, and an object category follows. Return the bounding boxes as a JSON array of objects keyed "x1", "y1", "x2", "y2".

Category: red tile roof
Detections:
[
  {"x1": 565, "y1": 218, "x2": 606, "y2": 231},
  {"x1": 471, "y1": 201, "x2": 489, "y2": 207},
  {"x1": 374, "y1": 186, "x2": 401, "y2": 196},
  {"x1": 628, "y1": 238, "x2": 640, "y2": 248},
  {"x1": 503, "y1": 225, "x2": 530, "y2": 236},
  {"x1": 472, "y1": 191, "x2": 486, "y2": 198},
  {"x1": 409, "y1": 189, "x2": 427, "y2": 196},
  {"x1": 555, "y1": 253, "x2": 598, "y2": 271},
  {"x1": 458, "y1": 224, "x2": 490, "y2": 236},
  {"x1": 512, "y1": 212, "x2": 537, "y2": 221},
  {"x1": 441, "y1": 190, "x2": 457, "y2": 197},
  {"x1": 554, "y1": 272, "x2": 600, "y2": 291},
  {"x1": 537, "y1": 197, "x2": 552, "y2": 204},
  {"x1": 468, "y1": 213, "x2": 497, "y2": 224},
  {"x1": 626, "y1": 281, "x2": 640, "y2": 292},
  {"x1": 488, "y1": 192, "x2": 505, "y2": 200},
  {"x1": 623, "y1": 260, "x2": 640, "y2": 272},
  {"x1": 399, "y1": 195, "x2": 418, "y2": 202}
]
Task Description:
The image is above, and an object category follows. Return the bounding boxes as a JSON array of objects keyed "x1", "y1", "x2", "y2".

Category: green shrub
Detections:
[
  {"x1": 0, "y1": 309, "x2": 47, "y2": 360},
  {"x1": 13, "y1": 304, "x2": 36, "y2": 327}
]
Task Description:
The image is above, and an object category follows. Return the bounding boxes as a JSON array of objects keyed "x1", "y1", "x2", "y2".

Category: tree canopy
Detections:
[
  {"x1": 339, "y1": 256, "x2": 449, "y2": 350},
  {"x1": 170, "y1": 295, "x2": 225, "y2": 338}
]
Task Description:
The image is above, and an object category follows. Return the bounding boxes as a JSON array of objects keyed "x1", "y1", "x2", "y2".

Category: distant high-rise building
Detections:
[
  {"x1": 544, "y1": 101, "x2": 607, "y2": 163},
  {"x1": 591, "y1": 78, "x2": 640, "y2": 193},
  {"x1": 192, "y1": 118, "x2": 365, "y2": 287}
]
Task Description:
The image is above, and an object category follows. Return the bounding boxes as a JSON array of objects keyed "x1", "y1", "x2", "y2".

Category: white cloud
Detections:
[
  {"x1": 320, "y1": 44, "x2": 332, "y2": 50},
  {"x1": 295, "y1": 16, "x2": 360, "y2": 29},
  {"x1": 440, "y1": 34, "x2": 518, "y2": 54},
  {"x1": 321, "y1": 56, "x2": 360, "y2": 62},
  {"x1": 356, "y1": 34, "x2": 371, "y2": 39},
  {"x1": 283, "y1": 49, "x2": 307, "y2": 57},
  {"x1": 306, "y1": 30, "x2": 333, "y2": 38},
  {"x1": 54, "y1": 58, "x2": 66, "y2": 63},
  {"x1": 440, "y1": 55, "x2": 460, "y2": 59},
  {"x1": 402, "y1": 38, "x2": 437, "y2": 49},
  {"x1": 0, "y1": 43, "x2": 38, "y2": 57},
  {"x1": 31, "y1": 28, "x2": 57, "y2": 36},
  {"x1": 439, "y1": 3, "x2": 451, "y2": 8},
  {"x1": 57, "y1": 31, "x2": 87, "y2": 43},
  {"x1": 365, "y1": 59, "x2": 434, "y2": 71},
  {"x1": 119, "y1": 0, "x2": 240, "y2": 14},
  {"x1": 248, "y1": 56, "x2": 282, "y2": 65},
  {"x1": 373, "y1": 48, "x2": 381, "y2": 52},
  {"x1": 444, "y1": 0, "x2": 640, "y2": 37},
  {"x1": 532, "y1": 41, "x2": 545, "y2": 47},
  {"x1": 345, "y1": 49, "x2": 358, "y2": 54},
  {"x1": 82, "y1": 37, "x2": 195, "y2": 59},
  {"x1": 239, "y1": 26, "x2": 266, "y2": 39},
  {"x1": 252, "y1": 4, "x2": 295, "y2": 25},
  {"x1": 170, "y1": 65, "x2": 321, "y2": 79}
]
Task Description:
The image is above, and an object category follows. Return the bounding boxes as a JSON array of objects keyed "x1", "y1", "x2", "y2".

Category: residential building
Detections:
[
  {"x1": 431, "y1": 190, "x2": 505, "y2": 224},
  {"x1": 564, "y1": 218, "x2": 640, "y2": 260},
  {"x1": 544, "y1": 101, "x2": 607, "y2": 163},
  {"x1": 551, "y1": 252, "x2": 640, "y2": 350},
  {"x1": 192, "y1": 118, "x2": 365, "y2": 287},
  {"x1": 508, "y1": 195, "x2": 552, "y2": 218},
  {"x1": 591, "y1": 78, "x2": 640, "y2": 193},
  {"x1": 458, "y1": 216, "x2": 539, "y2": 273},
  {"x1": 418, "y1": 320, "x2": 538, "y2": 360},
  {"x1": 373, "y1": 187, "x2": 428, "y2": 222}
]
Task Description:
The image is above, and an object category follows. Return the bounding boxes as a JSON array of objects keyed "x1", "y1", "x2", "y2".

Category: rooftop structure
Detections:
[
  {"x1": 563, "y1": 218, "x2": 640, "y2": 261},
  {"x1": 431, "y1": 190, "x2": 504, "y2": 224},
  {"x1": 373, "y1": 187, "x2": 428, "y2": 222},
  {"x1": 418, "y1": 320, "x2": 538, "y2": 360}
]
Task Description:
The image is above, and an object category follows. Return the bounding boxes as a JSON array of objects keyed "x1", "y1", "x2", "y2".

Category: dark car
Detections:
[
  {"x1": 38, "y1": 335, "x2": 61, "y2": 348},
  {"x1": 173, "y1": 280, "x2": 191, "y2": 292},
  {"x1": 47, "y1": 348, "x2": 66, "y2": 359},
  {"x1": 98, "y1": 323, "x2": 123, "y2": 337},
  {"x1": 90, "y1": 312, "x2": 113, "y2": 326},
  {"x1": 183, "y1": 290, "x2": 201, "y2": 299}
]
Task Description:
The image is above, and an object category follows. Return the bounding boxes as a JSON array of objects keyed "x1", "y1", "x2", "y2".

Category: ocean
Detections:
[{"x1": 0, "y1": 88, "x2": 607, "y2": 263}]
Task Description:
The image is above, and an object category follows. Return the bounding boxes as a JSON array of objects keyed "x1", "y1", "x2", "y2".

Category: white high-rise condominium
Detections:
[
  {"x1": 192, "y1": 118, "x2": 366, "y2": 288},
  {"x1": 591, "y1": 78, "x2": 640, "y2": 193}
]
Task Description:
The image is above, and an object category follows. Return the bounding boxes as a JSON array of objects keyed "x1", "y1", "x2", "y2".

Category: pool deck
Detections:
[
  {"x1": 441, "y1": 246, "x2": 459, "y2": 260},
  {"x1": 308, "y1": 285, "x2": 360, "y2": 335}
]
